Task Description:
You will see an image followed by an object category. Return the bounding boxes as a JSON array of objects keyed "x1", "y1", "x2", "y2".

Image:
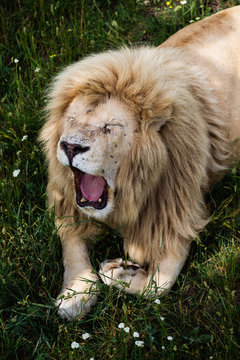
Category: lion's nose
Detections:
[{"x1": 60, "y1": 141, "x2": 90, "y2": 164}]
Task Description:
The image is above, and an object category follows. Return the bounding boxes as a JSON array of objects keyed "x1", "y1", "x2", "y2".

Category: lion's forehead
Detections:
[{"x1": 66, "y1": 96, "x2": 135, "y2": 125}]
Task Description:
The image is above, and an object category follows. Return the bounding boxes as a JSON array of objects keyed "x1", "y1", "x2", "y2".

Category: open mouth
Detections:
[{"x1": 71, "y1": 167, "x2": 108, "y2": 210}]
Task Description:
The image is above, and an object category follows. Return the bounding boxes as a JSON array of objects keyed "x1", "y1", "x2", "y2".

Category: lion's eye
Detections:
[
  {"x1": 103, "y1": 124, "x2": 111, "y2": 134},
  {"x1": 103, "y1": 122, "x2": 124, "y2": 134},
  {"x1": 67, "y1": 116, "x2": 75, "y2": 122},
  {"x1": 86, "y1": 109, "x2": 92, "y2": 114}
]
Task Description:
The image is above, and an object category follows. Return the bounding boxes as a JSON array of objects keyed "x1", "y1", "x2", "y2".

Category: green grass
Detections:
[{"x1": 1, "y1": 0, "x2": 240, "y2": 359}]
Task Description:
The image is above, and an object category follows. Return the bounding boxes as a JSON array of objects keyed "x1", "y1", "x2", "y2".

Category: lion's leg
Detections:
[
  {"x1": 99, "y1": 245, "x2": 190, "y2": 295},
  {"x1": 152, "y1": 250, "x2": 189, "y2": 293},
  {"x1": 99, "y1": 258, "x2": 150, "y2": 294},
  {"x1": 55, "y1": 235, "x2": 98, "y2": 320}
]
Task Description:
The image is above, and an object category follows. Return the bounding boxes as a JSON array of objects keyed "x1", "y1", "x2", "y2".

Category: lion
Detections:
[{"x1": 39, "y1": 6, "x2": 240, "y2": 320}]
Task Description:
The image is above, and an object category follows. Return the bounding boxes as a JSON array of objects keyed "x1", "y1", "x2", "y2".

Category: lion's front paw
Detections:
[
  {"x1": 55, "y1": 288, "x2": 97, "y2": 320},
  {"x1": 99, "y1": 258, "x2": 149, "y2": 294}
]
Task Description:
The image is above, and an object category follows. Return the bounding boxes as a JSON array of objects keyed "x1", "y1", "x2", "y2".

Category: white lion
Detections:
[{"x1": 39, "y1": 7, "x2": 240, "y2": 319}]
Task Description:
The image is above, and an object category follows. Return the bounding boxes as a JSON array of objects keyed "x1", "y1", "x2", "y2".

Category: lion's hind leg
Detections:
[{"x1": 99, "y1": 258, "x2": 150, "y2": 294}]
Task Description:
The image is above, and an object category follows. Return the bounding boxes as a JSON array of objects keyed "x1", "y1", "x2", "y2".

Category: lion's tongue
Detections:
[{"x1": 80, "y1": 173, "x2": 105, "y2": 202}]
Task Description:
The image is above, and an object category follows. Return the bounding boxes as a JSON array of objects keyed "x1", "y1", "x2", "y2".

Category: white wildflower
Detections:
[
  {"x1": 14, "y1": 59, "x2": 19, "y2": 63},
  {"x1": 90, "y1": 358, "x2": 94, "y2": 360},
  {"x1": 180, "y1": 0, "x2": 187, "y2": 4},
  {"x1": 35, "y1": 67, "x2": 40, "y2": 72},
  {"x1": 135, "y1": 340, "x2": 144, "y2": 347},
  {"x1": 160, "y1": 316, "x2": 165, "y2": 321},
  {"x1": 154, "y1": 299, "x2": 161, "y2": 304},
  {"x1": 162, "y1": 346, "x2": 165, "y2": 349},
  {"x1": 21, "y1": 135, "x2": 28, "y2": 141},
  {"x1": 167, "y1": 336, "x2": 173, "y2": 341},
  {"x1": 124, "y1": 327, "x2": 130, "y2": 333},
  {"x1": 71, "y1": 341, "x2": 80, "y2": 349},
  {"x1": 13, "y1": 169, "x2": 20, "y2": 177},
  {"x1": 133, "y1": 331, "x2": 140, "y2": 338},
  {"x1": 82, "y1": 333, "x2": 90, "y2": 340},
  {"x1": 118, "y1": 322, "x2": 125, "y2": 329},
  {"x1": 111, "y1": 20, "x2": 118, "y2": 28}
]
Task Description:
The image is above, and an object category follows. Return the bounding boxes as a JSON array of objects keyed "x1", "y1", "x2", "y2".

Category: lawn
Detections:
[{"x1": 1, "y1": 0, "x2": 240, "y2": 359}]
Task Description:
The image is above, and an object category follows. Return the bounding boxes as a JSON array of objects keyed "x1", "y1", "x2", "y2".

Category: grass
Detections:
[{"x1": 1, "y1": 0, "x2": 240, "y2": 359}]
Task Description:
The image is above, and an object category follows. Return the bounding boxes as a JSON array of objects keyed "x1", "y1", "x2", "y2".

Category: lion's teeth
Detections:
[{"x1": 80, "y1": 197, "x2": 102, "y2": 203}]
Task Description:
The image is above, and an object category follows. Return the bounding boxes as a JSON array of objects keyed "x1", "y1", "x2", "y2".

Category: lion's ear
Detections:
[
  {"x1": 149, "y1": 117, "x2": 169, "y2": 132},
  {"x1": 147, "y1": 101, "x2": 173, "y2": 132}
]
